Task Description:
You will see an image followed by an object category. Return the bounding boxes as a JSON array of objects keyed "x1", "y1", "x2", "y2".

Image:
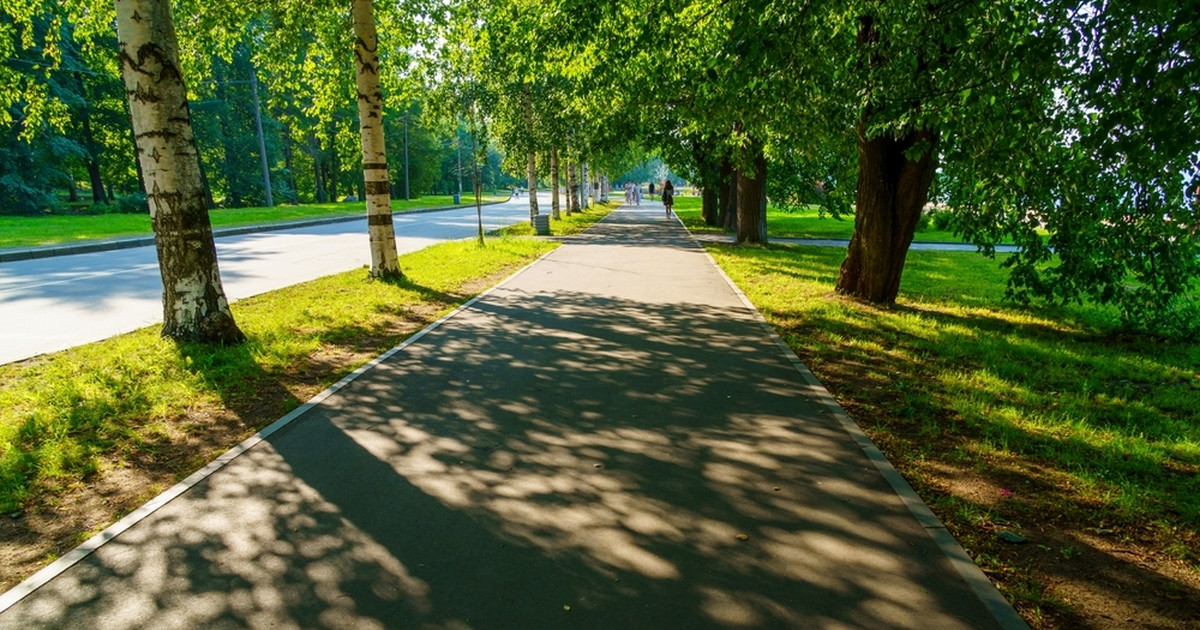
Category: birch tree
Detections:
[
  {"x1": 351, "y1": 0, "x2": 401, "y2": 279},
  {"x1": 115, "y1": 0, "x2": 244, "y2": 343}
]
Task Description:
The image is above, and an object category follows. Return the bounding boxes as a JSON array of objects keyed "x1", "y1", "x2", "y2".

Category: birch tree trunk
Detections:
[
  {"x1": 352, "y1": 0, "x2": 401, "y2": 280},
  {"x1": 581, "y1": 163, "x2": 590, "y2": 209},
  {"x1": 115, "y1": 0, "x2": 244, "y2": 344},
  {"x1": 565, "y1": 159, "x2": 577, "y2": 214},
  {"x1": 527, "y1": 152, "x2": 539, "y2": 221},
  {"x1": 550, "y1": 147, "x2": 561, "y2": 220}
]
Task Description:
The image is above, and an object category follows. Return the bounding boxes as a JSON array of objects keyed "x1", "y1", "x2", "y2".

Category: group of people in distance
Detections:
[{"x1": 623, "y1": 180, "x2": 676, "y2": 218}]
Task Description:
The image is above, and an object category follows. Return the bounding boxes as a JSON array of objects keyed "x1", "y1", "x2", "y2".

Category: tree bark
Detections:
[
  {"x1": 213, "y1": 69, "x2": 241, "y2": 208},
  {"x1": 197, "y1": 158, "x2": 216, "y2": 209},
  {"x1": 352, "y1": 0, "x2": 401, "y2": 279},
  {"x1": 735, "y1": 138, "x2": 768, "y2": 244},
  {"x1": 75, "y1": 73, "x2": 109, "y2": 205},
  {"x1": 550, "y1": 146, "x2": 560, "y2": 220},
  {"x1": 701, "y1": 186, "x2": 718, "y2": 226},
  {"x1": 565, "y1": 159, "x2": 577, "y2": 214},
  {"x1": 718, "y1": 156, "x2": 737, "y2": 232},
  {"x1": 115, "y1": 0, "x2": 244, "y2": 343},
  {"x1": 576, "y1": 163, "x2": 585, "y2": 207},
  {"x1": 281, "y1": 122, "x2": 298, "y2": 203},
  {"x1": 310, "y1": 134, "x2": 327, "y2": 202},
  {"x1": 835, "y1": 125, "x2": 938, "y2": 302},
  {"x1": 526, "y1": 152, "x2": 539, "y2": 220},
  {"x1": 327, "y1": 124, "x2": 339, "y2": 202}
]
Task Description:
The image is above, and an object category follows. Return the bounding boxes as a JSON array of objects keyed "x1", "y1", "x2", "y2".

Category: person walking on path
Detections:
[{"x1": 661, "y1": 179, "x2": 675, "y2": 218}]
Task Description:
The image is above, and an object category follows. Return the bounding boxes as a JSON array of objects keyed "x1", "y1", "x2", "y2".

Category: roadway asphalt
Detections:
[
  {"x1": 0, "y1": 197, "x2": 538, "y2": 366},
  {"x1": 0, "y1": 204, "x2": 1026, "y2": 629}
]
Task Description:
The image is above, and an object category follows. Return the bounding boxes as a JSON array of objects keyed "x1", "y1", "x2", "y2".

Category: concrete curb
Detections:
[
  {"x1": 684, "y1": 218, "x2": 1031, "y2": 630},
  {"x1": 0, "y1": 238, "x2": 554, "y2": 614},
  {"x1": 0, "y1": 201, "x2": 507, "y2": 263}
]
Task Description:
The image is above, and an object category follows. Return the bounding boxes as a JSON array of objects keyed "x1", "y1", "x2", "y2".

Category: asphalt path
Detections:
[{"x1": 0, "y1": 195, "x2": 545, "y2": 366}]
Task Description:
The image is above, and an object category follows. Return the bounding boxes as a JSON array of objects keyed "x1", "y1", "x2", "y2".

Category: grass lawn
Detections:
[
  {"x1": 672, "y1": 196, "x2": 976, "y2": 243},
  {"x1": 496, "y1": 201, "x2": 620, "y2": 237},
  {"x1": 0, "y1": 202, "x2": 615, "y2": 591},
  {"x1": 705, "y1": 241, "x2": 1200, "y2": 627},
  {"x1": 0, "y1": 194, "x2": 509, "y2": 249}
]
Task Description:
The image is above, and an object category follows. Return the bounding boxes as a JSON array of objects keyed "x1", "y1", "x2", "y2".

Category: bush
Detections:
[
  {"x1": 112, "y1": 193, "x2": 149, "y2": 214},
  {"x1": 931, "y1": 210, "x2": 957, "y2": 231}
]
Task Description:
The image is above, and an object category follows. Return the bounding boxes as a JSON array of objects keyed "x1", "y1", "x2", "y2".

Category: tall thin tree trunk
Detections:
[
  {"x1": 565, "y1": 159, "x2": 577, "y2": 214},
  {"x1": 735, "y1": 136, "x2": 768, "y2": 244},
  {"x1": 281, "y1": 122, "x2": 298, "y2": 203},
  {"x1": 197, "y1": 158, "x2": 216, "y2": 209},
  {"x1": 527, "y1": 152, "x2": 539, "y2": 221},
  {"x1": 213, "y1": 69, "x2": 241, "y2": 208},
  {"x1": 576, "y1": 162, "x2": 585, "y2": 208},
  {"x1": 115, "y1": 0, "x2": 243, "y2": 343},
  {"x1": 311, "y1": 135, "x2": 327, "y2": 203},
  {"x1": 327, "y1": 124, "x2": 339, "y2": 202},
  {"x1": 550, "y1": 146, "x2": 560, "y2": 220},
  {"x1": 75, "y1": 73, "x2": 109, "y2": 205},
  {"x1": 352, "y1": 0, "x2": 401, "y2": 279}
]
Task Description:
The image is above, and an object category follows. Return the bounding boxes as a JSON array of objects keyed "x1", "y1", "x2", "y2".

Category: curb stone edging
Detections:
[{"x1": 681, "y1": 215, "x2": 1031, "y2": 630}]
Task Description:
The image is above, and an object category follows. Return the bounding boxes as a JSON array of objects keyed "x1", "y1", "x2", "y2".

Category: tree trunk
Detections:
[
  {"x1": 213, "y1": 70, "x2": 241, "y2": 208},
  {"x1": 701, "y1": 186, "x2": 718, "y2": 226},
  {"x1": 115, "y1": 0, "x2": 244, "y2": 344},
  {"x1": 75, "y1": 73, "x2": 109, "y2": 206},
  {"x1": 576, "y1": 163, "x2": 585, "y2": 207},
  {"x1": 550, "y1": 146, "x2": 560, "y2": 220},
  {"x1": 352, "y1": 0, "x2": 401, "y2": 280},
  {"x1": 735, "y1": 139, "x2": 768, "y2": 244},
  {"x1": 327, "y1": 124, "x2": 339, "y2": 202},
  {"x1": 565, "y1": 159, "x2": 577, "y2": 214},
  {"x1": 526, "y1": 152, "x2": 539, "y2": 221},
  {"x1": 835, "y1": 125, "x2": 939, "y2": 303},
  {"x1": 696, "y1": 147, "x2": 719, "y2": 226},
  {"x1": 311, "y1": 134, "x2": 326, "y2": 202},
  {"x1": 281, "y1": 122, "x2": 298, "y2": 203},
  {"x1": 197, "y1": 158, "x2": 216, "y2": 209},
  {"x1": 718, "y1": 156, "x2": 737, "y2": 232}
]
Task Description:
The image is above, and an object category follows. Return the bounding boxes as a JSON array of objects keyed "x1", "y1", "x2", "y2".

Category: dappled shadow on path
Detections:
[{"x1": 0, "y1": 210, "x2": 999, "y2": 630}]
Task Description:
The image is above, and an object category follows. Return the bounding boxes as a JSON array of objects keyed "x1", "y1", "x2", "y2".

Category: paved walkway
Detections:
[{"x1": 0, "y1": 206, "x2": 1026, "y2": 629}]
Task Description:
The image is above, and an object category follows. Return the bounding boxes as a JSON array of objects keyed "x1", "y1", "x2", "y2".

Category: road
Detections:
[{"x1": 0, "y1": 196, "x2": 545, "y2": 366}]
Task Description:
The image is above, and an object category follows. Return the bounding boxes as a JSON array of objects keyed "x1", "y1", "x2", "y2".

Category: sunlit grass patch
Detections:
[{"x1": 495, "y1": 201, "x2": 617, "y2": 237}]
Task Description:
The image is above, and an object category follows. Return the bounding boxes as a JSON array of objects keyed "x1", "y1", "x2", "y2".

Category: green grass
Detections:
[
  {"x1": 496, "y1": 201, "x2": 619, "y2": 237},
  {"x1": 0, "y1": 235, "x2": 554, "y2": 514},
  {"x1": 0, "y1": 194, "x2": 509, "y2": 249},
  {"x1": 704, "y1": 242, "x2": 1200, "y2": 614},
  {"x1": 673, "y1": 196, "x2": 973, "y2": 243}
]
